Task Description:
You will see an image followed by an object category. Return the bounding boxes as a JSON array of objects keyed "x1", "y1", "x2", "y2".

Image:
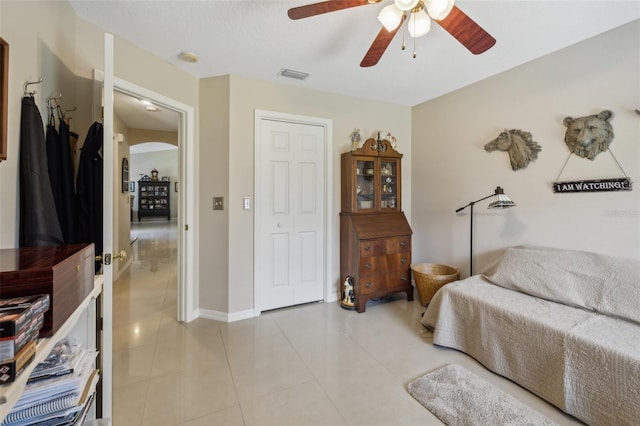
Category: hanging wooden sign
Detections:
[{"x1": 553, "y1": 177, "x2": 632, "y2": 193}]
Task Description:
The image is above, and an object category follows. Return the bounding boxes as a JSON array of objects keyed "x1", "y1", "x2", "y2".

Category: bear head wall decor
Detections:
[{"x1": 562, "y1": 110, "x2": 614, "y2": 160}]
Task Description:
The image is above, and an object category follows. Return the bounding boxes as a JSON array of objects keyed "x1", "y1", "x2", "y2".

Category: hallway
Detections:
[{"x1": 111, "y1": 221, "x2": 579, "y2": 426}]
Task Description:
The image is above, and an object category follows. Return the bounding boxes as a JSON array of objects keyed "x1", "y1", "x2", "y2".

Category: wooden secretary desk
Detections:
[{"x1": 340, "y1": 139, "x2": 413, "y2": 313}]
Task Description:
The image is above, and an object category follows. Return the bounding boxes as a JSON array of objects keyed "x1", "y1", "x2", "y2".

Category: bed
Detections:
[{"x1": 421, "y1": 246, "x2": 640, "y2": 425}]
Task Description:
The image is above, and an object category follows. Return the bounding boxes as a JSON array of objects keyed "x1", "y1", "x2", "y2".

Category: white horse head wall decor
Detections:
[{"x1": 484, "y1": 129, "x2": 542, "y2": 171}]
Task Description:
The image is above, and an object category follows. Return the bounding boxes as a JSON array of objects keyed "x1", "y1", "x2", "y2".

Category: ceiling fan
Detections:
[{"x1": 288, "y1": 0, "x2": 496, "y2": 67}]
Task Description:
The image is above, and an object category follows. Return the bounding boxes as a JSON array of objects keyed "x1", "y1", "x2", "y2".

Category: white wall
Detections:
[{"x1": 411, "y1": 20, "x2": 640, "y2": 278}]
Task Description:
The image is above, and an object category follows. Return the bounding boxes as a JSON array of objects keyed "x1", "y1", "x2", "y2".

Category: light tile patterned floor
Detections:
[{"x1": 112, "y1": 221, "x2": 582, "y2": 426}]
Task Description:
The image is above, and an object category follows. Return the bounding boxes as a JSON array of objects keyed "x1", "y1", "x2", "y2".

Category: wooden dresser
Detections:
[{"x1": 340, "y1": 140, "x2": 413, "y2": 312}]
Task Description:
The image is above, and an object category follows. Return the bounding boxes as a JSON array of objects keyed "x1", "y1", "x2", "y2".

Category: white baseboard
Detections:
[{"x1": 198, "y1": 308, "x2": 256, "y2": 323}]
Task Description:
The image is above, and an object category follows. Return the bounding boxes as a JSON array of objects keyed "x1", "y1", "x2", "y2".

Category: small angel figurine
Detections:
[{"x1": 350, "y1": 129, "x2": 361, "y2": 150}]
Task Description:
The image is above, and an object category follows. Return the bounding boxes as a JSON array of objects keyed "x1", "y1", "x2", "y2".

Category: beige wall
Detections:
[
  {"x1": 411, "y1": 20, "x2": 640, "y2": 277},
  {"x1": 198, "y1": 76, "x2": 412, "y2": 315},
  {"x1": 4, "y1": 0, "x2": 637, "y2": 320},
  {"x1": 128, "y1": 129, "x2": 178, "y2": 146},
  {"x1": 0, "y1": 0, "x2": 95, "y2": 247},
  {"x1": 0, "y1": 1, "x2": 199, "y2": 302},
  {"x1": 199, "y1": 76, "x2": 231, "y2": 313},
  {"x1": 223, "y1": 76, "x2": 412, "y2": 313}
]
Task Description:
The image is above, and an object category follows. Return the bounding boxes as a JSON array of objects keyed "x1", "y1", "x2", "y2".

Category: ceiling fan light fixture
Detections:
[
  {"x1": 378, "y1": 4, "x2": 403, "y2": 31},
  {"x1": 394, "y1": 0, "x2": 420, "y2": 12},
  {"x1": 425, "y1": 0, "x2": 455, "y2": 20},
  {"x1": 408, "y1": 9, "x2": 431, "y2": 38}
]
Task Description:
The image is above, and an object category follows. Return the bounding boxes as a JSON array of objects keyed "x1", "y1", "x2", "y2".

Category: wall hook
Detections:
[
  {"x1": 46, "y1": 93, "x2": 63, "y2": 107},
  {"x1": 23, "y1": 77, "x2": 43, "y2": 96}
]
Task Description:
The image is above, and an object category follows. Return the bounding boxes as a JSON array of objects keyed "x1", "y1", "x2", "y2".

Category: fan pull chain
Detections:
[
  {"x1": 413, "y1": 36, "x2": 417, "y2": 58},
  {"x1": 401, "y1": 19, "x2": 406, "y2": 51},
  {"x1": 412, "y1": 13, "x2": 417, "y2": 58}
]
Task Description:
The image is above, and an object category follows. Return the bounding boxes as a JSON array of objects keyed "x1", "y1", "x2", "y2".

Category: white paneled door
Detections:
[{"x1": 257, "y1": 118, "x2": 326, "y2": 312}]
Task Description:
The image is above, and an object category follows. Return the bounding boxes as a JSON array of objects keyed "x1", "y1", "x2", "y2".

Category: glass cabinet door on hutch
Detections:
[
  {"x1": 341, "y1": 138, "x2": 402, "y2": 214},
  {"x1": 379, "y1": 158, "x2": 399, "y2": 211},
  {"x1": 355, "y1": 157, "x2": 375, "y2": 211}
]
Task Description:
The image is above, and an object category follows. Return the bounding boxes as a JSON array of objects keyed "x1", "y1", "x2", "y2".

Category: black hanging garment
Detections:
[
  {"x1": 57, "y1": 113, "x2": 77, "y2": 243},
  {"x1": 45, "y1": 113, "x2": 63, "y2": 232},
  {"x1": 76, "y1": 122, "x2": 103, "y2": 272},
  {"x1": 19, "y1": 96, "x2": 64, "y2": 247}
]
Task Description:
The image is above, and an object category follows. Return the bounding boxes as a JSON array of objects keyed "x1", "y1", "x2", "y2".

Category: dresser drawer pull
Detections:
[
  {"x1": 401, "y1": 276, "x2": 407, "y2": 281},
  {"x1": 365, "y1": 282, "x2": 372, "y2": 288},
  {"x1": 401, "y1": 258, "x2": 406, "y2": 264},
  {"x1": 364, "y1": 246, "x2": 371, "y2": 251},
  {"x1": 365, "y1": 264, "x2": 371, "y2": 269},
  {"x1": 400, "y1": 241, "x2": 408, "y2": 247}
]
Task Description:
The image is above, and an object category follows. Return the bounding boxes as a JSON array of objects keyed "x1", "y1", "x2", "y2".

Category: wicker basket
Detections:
[{"x1": 411, "y1": 263, "x2": 460, "y2": 306}]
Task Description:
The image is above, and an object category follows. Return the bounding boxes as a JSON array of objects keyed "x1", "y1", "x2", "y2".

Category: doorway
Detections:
[{"x1": 112, "y1": 78, "x2": 196, "y2": 323}]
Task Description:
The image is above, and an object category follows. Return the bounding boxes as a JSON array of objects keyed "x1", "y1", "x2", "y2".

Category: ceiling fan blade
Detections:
[
  {"x1": 435, "y1": 5, "x2": 496, "y2": 55},
  {"x1": 288, "y1": 0, "x2": 371, "y2": 20},
  {"x1": 360, "y1": 16, "x2": 405, "y2": 67}
]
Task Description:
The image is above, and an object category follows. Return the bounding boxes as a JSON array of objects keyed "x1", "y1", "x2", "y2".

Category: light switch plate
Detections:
[
  {"x1": 243, "y1": 197, "x2": 251, "y2": 210},
  {"x1": 213, "y1": 197, "x2": 224, "y2": 210}
]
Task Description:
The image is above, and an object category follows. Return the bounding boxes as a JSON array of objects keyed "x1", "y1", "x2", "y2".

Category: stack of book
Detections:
[
  {"x1": 0, "y1": 295, "x2": 50, "y2": 385},
  {"x1": 1, "y1": 337, "x2": 99, "y2": 426}
]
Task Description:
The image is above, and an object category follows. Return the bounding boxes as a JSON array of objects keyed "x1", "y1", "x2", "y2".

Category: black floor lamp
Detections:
[{"x1": 455, "y1": 187, "x2": 515, "y2": 276}]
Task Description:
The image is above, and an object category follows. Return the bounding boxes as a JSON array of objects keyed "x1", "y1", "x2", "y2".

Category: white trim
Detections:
[
  {"x1": 101, "y1": 33, "x2": 114, "y2": 421},
  {"x1": 253, "y1": 110, "x2": 333, "y2": 317},
  {"x1": 111, "y1": 77, "x2": 198, "y2": 323},
  {"x1": 199, "y1": 308, "x2": 256, "y2": 323}
]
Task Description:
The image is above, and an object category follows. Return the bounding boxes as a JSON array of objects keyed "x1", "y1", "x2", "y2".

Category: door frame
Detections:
[
  {"x1": 253, "y1": 110, "x2": 333, "y2": 316},
  {"x1": 112, "y1": 77, "x2": 198, "y2": 323}
]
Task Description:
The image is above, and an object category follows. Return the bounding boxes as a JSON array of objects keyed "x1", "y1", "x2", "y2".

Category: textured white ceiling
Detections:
[
  {"x1": 71, "y1": 1, "x2": 640, "y2": 119},
  {"x1": 114, "y1": 90, "x2": 179, "y2": 132}
]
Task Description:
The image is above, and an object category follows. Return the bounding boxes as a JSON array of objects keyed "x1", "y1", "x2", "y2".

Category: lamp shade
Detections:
[
  {"x1": 394, "y1": 0, "x2": 420, "y2": 11},
  {"x1": 408, "y1": 9, "x2": 431, "y2": 38},
  {"x1": 425, "y1": 0, "x2": 455, "y2": 20},
  {"x1": 487, "y1": 187, "x2": 516, "y2": 209},
  {"x1": 378, "y1": 4, "x2": 404, "y2": 31}
]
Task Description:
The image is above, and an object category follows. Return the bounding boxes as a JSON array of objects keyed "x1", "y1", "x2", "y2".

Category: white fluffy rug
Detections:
[{"x1": 408, "y1": 364, "x2": 556, "y2": 426}]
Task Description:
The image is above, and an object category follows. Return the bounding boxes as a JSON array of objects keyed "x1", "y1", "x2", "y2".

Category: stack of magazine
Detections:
[{"x1": 2, "y1": 338, "x2": 99, "y2": 426}]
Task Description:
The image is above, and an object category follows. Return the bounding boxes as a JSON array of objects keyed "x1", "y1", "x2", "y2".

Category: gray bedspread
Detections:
[
  {"x1": 421, "y1": 276, "x2": 640, "y2": 425},
  {"x1": 483, "y1": 246, "x2": 640, "y2": 324}
]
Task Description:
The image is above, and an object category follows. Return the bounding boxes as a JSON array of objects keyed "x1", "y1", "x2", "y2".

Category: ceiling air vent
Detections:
[{"x1": 278, "y1": 68, "x2": 310, "y2": 80}]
